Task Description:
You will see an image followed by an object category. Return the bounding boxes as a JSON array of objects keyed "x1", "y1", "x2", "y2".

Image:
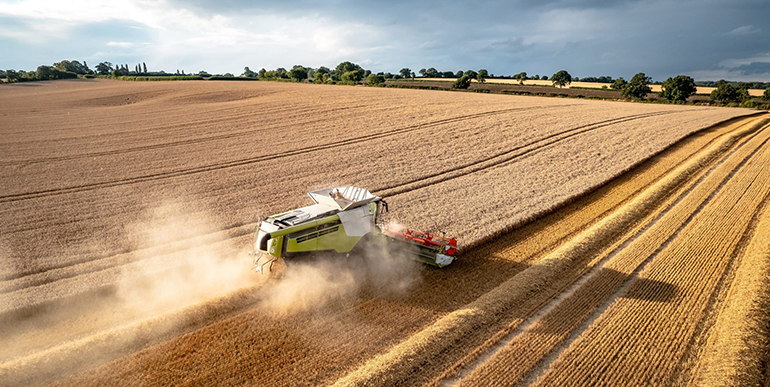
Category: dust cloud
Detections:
[
  {"x1": 259, "y1": 225, "x2": 423, "y2": 316},
  {"x1": 115, "y1": 201, "x2": 256, "y2": 318},
  {"x1": 0, "y1": 200, "x2": 261, "y2": 386}
]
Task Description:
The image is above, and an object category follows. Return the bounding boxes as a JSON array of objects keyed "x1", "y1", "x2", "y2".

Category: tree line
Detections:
[
  {"x1": 4, "y1": 59, "x2": 769, "y2": 105},
  {"x1": 1, "y1": 60, "x2": 196, "y2": 82}
]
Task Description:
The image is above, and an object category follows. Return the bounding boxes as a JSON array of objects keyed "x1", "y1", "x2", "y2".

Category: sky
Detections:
[{"x1": 1, "y1": 0, "x2": 769, "y2": 82}]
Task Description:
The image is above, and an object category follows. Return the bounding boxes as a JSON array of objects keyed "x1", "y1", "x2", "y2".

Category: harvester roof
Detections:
[
  {"x1": 307, "y1": 186, "x2": 377, "y2": 211},
  {"x1": 264, "y1": 186, "x2": 378, "y2": 229}
]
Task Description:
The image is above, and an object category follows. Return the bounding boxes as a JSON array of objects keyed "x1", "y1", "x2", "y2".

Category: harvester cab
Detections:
[{"x1": 251, "y1": 186, "x2": 457, "y2": 278}]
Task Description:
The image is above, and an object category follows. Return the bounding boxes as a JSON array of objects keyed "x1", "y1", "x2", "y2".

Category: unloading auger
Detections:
[{"x1": 250, "y1": 186, "x2": 458, "y2": 278}]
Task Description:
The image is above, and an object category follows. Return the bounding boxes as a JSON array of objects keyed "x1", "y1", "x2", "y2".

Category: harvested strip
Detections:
[
  {"x1": 331, "y1": 116, "x2": 769, "y2": 387},
  {"x1": 689, "y1": 180, "x2": 770, "y2": 385},
  {"x1": 533, "y1": 124, "x2": 770, "y2": 386},
  {"x1": 458, "y1": 117, "x2": 770, "y2": 386}
]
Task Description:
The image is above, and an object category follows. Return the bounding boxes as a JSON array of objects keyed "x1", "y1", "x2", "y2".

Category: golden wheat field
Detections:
[
  {"x1": 1, "y1": 79, "x2": 769, "y2": 386},
  {"x1": 423, "y1": 77, "x2": 768, "y2": 97}
]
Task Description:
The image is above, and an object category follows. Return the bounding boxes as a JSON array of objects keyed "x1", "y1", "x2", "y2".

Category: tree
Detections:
[
  {"x1": 659, "y1": 75, "x2": 696, "y2": 103},
  {"x1": 610, "y1": 78, "x2": 627, "y2": 90},
  {"x1": 399, "y1": 68, "x2": 411, "y2": 79},
  {"x1": 455, "y1": 70, "x2": 464, "y2": 78},
  {"x1": 453, "y1": 75, "x2": 472, "y2": 89},
  {"x1": 289, "y1": 66, "x2": 308, "y2": 82},
  {"x1": 513, "y1": 71, "x2": 528, "y2": 85},
  {"x1": 533, "y1": 74, "x2": 540, "y2": 80},
  {"x1": 366, "y1": 73, "x2": 385, "y2": 86},
  {"x1": 257, "y1": 68, "x2": 267, "y2": 79},
  {"x1": 418, "y1": 68, "x2": 427, "y2": 77},
  {"x1": 5, "y1": 69, "x2": 20, "y2": 83},
  {"x1": 464, "y1": 70, "x2": 477, "y2": 79},
  {"x1": 274, "y1": 67, "x2": 288, "y2": 79},
  {"x1": 710, "y1": 82, "x2": 748, "y2": 103},
  {"x1": 334, "y1": 61, "x2": 363, "y2": 81},
  {"x1": 541, "y1": 75, "x2": 548, "y2": 81},
  {"x1": 550, "y1": 70, "x2": 571, "y2": 88},
  {"x1": 477, "y1": 69, "x2": 488, "y2": 83},
  {"x1": 410, "y1": 71, "x2": 415, "y2": 79},
  {"x1": 197, "y1": 70, "x2": 211, "y2": 77},
  {"x1": 53, "y1": 60, "x2": 82, "y2": 74},
  {"x1": 622, "y1": 72, "x2": 652, "y2": 99},
  {"x1": 763, "y1": 87, "x2": 770, "y2": 101},
  {"x1": 341, "y1": 70, "x2": 362, "y2": 84},
  {"x1": 143, "y1": 62, "x2": 147, "y2": 73},
  {"x1": 242, "y1": 66, "x2": 256, "y2": 78},
  {"x1": 36, "y1": 65, "x2": 53, "y2": 80}
]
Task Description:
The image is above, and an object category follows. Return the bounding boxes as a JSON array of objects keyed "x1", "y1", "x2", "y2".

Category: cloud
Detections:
[
  {"x1": 478, "y1": 37, "x2": 534, "y2": 53},
  {"x1": 732, "y1": 61, "x2": 770, "y2": 75},
  {"x1": 1, "y1": 0, "x2": 769, "y2": 80},
  {"x1": 725, "y1": 25, "x2": 760, "y2": 37},
  {"x1": 107, "y1": 42, "x2": 139, "y2": 48}
]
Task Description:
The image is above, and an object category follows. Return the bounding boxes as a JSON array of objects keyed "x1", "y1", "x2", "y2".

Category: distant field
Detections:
[
  {"x1": 423, "y1": 77, "x2": 767, "y2": 97},
  {"x1": 1, "y1": 79, "x2": 768, "y2": 386}
]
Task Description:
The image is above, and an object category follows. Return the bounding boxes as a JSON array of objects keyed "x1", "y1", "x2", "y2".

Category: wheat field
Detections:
[
  {"x1": 1, "y1": 79, "x2": 767, "y2": 386},
  {"x1": 422, "y1": 77, "x2": 768, "y2": 97}
]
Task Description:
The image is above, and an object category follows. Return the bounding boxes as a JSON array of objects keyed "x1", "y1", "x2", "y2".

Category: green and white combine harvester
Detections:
[{"x1": 251, "y1": 186, "x2": 458, "y2": 277}]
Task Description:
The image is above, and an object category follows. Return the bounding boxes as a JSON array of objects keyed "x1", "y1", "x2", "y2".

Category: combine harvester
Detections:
[{"x1": 251, "y1": 186, "x2": 457, "y2": 277}]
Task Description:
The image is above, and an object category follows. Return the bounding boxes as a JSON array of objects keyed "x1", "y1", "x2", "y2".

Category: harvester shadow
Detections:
[{"x1": 526, "y1": 267, "x2": 678, "y2": 339}]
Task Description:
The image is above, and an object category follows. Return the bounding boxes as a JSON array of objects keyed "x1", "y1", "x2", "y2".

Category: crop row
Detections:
[
  {"x1": 332, "y1": 116, "x2": 769, "y2": 386},
  {"x1": 533, "y1": 122, "x2": 770, "y2": 386},
  {"x1": 689, "y1": 195, "x2": 770, "y2": 386},
  {"x1": 45, "y1": 116, "x2": 764, "y2": 387},
  {"x1": 459, "y1": 117, "x2": 770, "y2": 385}
]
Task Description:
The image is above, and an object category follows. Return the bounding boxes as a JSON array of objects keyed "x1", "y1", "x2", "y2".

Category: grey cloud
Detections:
[
  {"x1": 3, "y1": 0, "x2": 770, "y2": 81},
  {"x1": 732, "y1": 61, "x2": 770, "y2": 75},
  {"x1": 725, "y1": 25, "x2": 760, "y2": 37}
]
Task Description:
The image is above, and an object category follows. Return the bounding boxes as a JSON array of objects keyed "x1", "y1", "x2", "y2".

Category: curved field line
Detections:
[
  {"x1": 456, "y1": 121, "x2": 770, "y2": 387},
  {"x1": 0, "y1": 110, "x2": 681, "y2": 286},
  {"x1": 0, "y1": 222, "x2": 256, "y2": 287},
  {"x1": 0, "y1": 103, "x2": 366, "y2": 165},
  {"x1": 330, "y1": 116, "x2": 767, "y2": 387},
  {"x1": 532, "y1": 126, "x2": 770, "y2": 386},
  {"x1": 428, "y1": 116, "x2": 769, "y2": 386},
  {"x1": 4, "y1": 116, "x2": 760, "y2": 387},
  {"x1": 0, "y1": 114, "x2": 749, "y2": 302},
  {"x1": 1, "y1": 91, "x2": 309, "y2": 138},
  {"x1": 375, "y1": 110, "x2": 680, "y2": 197},
  {"x1": 0, "y1": 104, "x2": 589, "y2": 203},
  {"x1": 0, "y1": 286, "x2": 265, "y2": 387},
  {"x1": 690, "y1": 189, "x2": 770, "y2": 386}
]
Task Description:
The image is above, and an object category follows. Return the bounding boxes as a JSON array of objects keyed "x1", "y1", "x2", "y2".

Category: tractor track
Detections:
[
  {"x1": 375, "y1": 110, "x2": 681, "y2": 197},
  {"x1": 2, "y1": 109, "x2": 683, "y2": 288},
  {"x1": 0, "y1": 105, "x2": 671, "y2": 204},
  {"x1": 1, "y1": 81, "x2": 761, "y2": 387},
  {"x1": 0, "y1": 103, "x2": 368, "y2": 165},
  {"x1": 0, "y1": 111, "x2": 745, "y2": 300},
  {"x1": 1, "y1": 90, "x2": 309, "y2": 138}
]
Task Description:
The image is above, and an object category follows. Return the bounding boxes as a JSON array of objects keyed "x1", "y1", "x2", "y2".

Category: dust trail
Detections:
[
  {"x1": 259, "y1": 230, "x2": 423, "y2": 316},
  {"x1": 114, "y1": 200, "x2": 256, "y2": 317},
  {"x1": 0, "y1": 200, "x2": 259, "y2": 386}
]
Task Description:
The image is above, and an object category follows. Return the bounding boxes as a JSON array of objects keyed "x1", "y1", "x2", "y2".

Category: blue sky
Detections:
[{"x1": 1, "y1": 0, "x2": 769, "y2": 81}]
